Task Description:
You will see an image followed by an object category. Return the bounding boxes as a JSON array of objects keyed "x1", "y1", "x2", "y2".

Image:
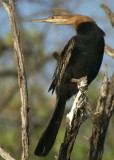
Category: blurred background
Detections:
[{"x1": 0, "y1": 0, "x2": 114, "y2": 160}]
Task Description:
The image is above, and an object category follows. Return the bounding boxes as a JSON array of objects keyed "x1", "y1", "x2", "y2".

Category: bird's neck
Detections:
[{"x1": 77, "y1": 22, "x2": 105, "y2": 41}]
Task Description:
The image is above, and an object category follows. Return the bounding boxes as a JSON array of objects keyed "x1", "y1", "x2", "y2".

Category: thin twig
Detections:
[
  {"x1": 57, "y1": 76, "x2": 89, "y2": 160},
  {"x1": 0, "y1": 70, "x2": 17, "y2": 77},
  {"x1": 0, "y1": 145, "x2": 15, "y2": 160},
  {"x1": 1, "y1": 0, "x2": 29, "y2": 160}
]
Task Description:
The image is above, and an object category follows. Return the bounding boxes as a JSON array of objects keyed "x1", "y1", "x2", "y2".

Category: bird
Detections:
[{"x1": 30, "y1": 14, "x2": 105, "y2": 156}]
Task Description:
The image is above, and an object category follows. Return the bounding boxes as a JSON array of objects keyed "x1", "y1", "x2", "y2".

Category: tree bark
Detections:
[
  {"x1": 1, "y1": 0, "x2": 29, "y2": 160},
  {"x1": 86, "y1": 66, "x2": 114, "y2": 160},
  {"x1": 57, "y1": 77, "x2": 89, "y2": 160}
]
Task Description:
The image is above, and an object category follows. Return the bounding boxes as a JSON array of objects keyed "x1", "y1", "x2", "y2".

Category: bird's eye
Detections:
[{"x1": 51, "y1": 16, "x2": 54, "y2": 19}]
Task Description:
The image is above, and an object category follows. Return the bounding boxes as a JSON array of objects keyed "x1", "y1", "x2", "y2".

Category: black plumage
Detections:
[{"x1": 34, "y1": 21, "x2": 105, "y2": 157}]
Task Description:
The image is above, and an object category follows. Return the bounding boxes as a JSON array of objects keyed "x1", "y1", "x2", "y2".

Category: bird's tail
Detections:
[{"x1": 34, "y1": 97, "x2": 66, "y2": 157}]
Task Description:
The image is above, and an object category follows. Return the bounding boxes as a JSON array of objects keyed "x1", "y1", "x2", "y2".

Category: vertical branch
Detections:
[
  {"x1": 86, "y1": 66, "x2": 114, "y2": 160},
  {"x1": 57, "y1": 76, "x2": 89, "y2": 160},
  {"x1": 1, "y1": 0, "x2": 29, "y2": 160}
]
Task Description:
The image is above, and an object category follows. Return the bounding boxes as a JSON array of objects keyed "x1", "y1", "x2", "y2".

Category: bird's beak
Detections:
[
  {"x1": 29, "y1": 16, "x2": 75, "y2": 25},
  {"x1": 29, "y1": 18, "x2": 52, "y2": 23}
]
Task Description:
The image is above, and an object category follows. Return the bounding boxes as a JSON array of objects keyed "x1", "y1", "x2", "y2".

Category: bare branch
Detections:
[
  {"x1": 57, "y1": 76, "x2": 89, "y2": 160},
  {"x1": 101, "y1": 4, "x2": 114, "y2": 27},
  {"x1": 1, "y1": 0, "x2": 29, "y2": 160},
  {"x1": 100, "y1": 4, "x2": 114, "y2": 59},
  {"x1": 0, "y1": 145, "x2": 15, "y2": 160},
  {"x1": 104, "y1": 45, "x2": 114, "y2": 59},
  {"x1": 0, "y1": 70, "x2": 17, "y2": 77},
  {"x1": 86, "y1": 65, "x2": 114, "y2": 160}
]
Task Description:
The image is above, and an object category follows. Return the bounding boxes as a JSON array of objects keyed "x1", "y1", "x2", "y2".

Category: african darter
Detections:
[{"x1": 30, "y1": 14, "x2": 105, "y2": 156}]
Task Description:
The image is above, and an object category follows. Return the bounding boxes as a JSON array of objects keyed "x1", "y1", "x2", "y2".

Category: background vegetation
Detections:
[{"x1": 0, "y1": 0, "x2": 114, "y2": 160}]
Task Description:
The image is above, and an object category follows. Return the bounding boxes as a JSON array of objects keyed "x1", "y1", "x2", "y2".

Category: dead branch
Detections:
[
  {"x1": 0, "y1": 145, "x2": 15, "y2": 160},
  {"x1": 101, "y1": 4, "x2": 114, "y2": 27},
  {"x1": 104, "y1": 45, "x2": 114, "y2": 59},
  {"x1": 1, "y1": 0, "x2": 29, "y2": 160},
  {"x1": 0, "y1": 70, "x2": 17, "y2": 77},
  {"x1": 100, "y1": 4, "x2": 114, "y2": 59},
  {"x1": 86, "y1": 65, "x2": 114, "y2": 160},
  {"x1": 57, "y1": 76, "x2": 89, "y2": 160}
]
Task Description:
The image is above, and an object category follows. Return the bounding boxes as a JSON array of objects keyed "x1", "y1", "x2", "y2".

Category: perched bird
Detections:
[{"x1": 30, "y1": 14, "x2": 105, "y2": 156}]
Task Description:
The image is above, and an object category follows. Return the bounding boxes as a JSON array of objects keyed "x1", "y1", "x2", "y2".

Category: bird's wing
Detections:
[{"x1": 49, "y1": 36, "x2": 77, "y2": 93}]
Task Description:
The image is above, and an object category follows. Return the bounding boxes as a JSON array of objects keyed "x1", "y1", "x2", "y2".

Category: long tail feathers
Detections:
[{"x1": 34, "y1": 97, "x2": 66, "y2": 157}]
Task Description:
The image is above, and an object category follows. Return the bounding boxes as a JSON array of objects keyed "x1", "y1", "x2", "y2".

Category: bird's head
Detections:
[{"x1": 29, "y1": 15, "x2": 95, "y2": 30}]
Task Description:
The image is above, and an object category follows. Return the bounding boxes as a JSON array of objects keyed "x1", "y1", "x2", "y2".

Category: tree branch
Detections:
[
  {"x1": 0, "y1": 70, "x2": 17, "y2": 77},
  {"x1": 57, "y1": 76, "x2": 89, "y2": 160},
  {"x1": 0, "y1": 145, "x2": 15, "y2": 160},
  {"x1": 86, "y1": 65, "x2": 114, "y2": 160},
  {"x1": 104, "y1": 45, "x2": 114, "y2": 59},
  {"x1": 1, "y1": 0, "x2": 29, "y2": 160},
  {"x1": 101, "y1": 4, "x2": 114, "y2": 27},
  {"x1": 100, "y1": 4, "x2": 114, "y2": 59}
]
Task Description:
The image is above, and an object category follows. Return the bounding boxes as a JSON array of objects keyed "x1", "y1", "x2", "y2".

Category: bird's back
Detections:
[
  {"x1": 49, "y1": 22, "x2": 105, "y2": 99},
  {"x1": 67, "y1": 34, "x2": 105, "y2": 84}
]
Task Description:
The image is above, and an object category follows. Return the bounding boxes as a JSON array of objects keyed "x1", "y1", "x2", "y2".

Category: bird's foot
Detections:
[{"x1": 71, "y1": 77, "x2": 88, "y2": 92}]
